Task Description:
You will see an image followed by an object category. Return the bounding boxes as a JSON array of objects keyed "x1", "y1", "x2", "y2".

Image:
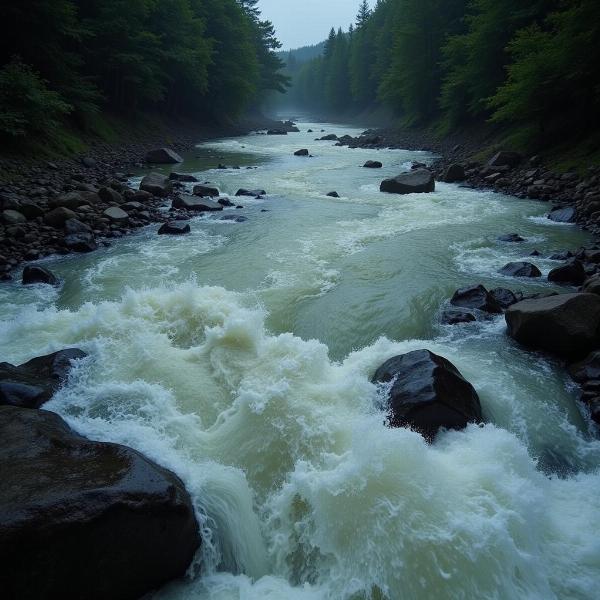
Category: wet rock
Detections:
[
  {"x1": 443, "y1": 164, "x2": 466, "y2": 183},
  {"x1": 267, "y1": 129, "x2": 287, "y2": 135},
  {"x1": 505, "y1": 293, "x2": 600, "y2": 360},
  {"x1": 145, "y1": 148, "x2": 183, "y2": 164},
  {"x1": 549, "y1": 250, "x2": 574, "y2": 261},
  {"x1": 103, "y1": 207, "x2": 129, "y2": 223},
  {"x1": 499, "y1": 262, "x2": 542, "y2": 278},
  {"x1": 19, "y1": 200, "x2": 44, "y2": 219},
  {"x1": 64, "y1": 233, "x2": 98, "y2": 253},
  {"x1": 498, "y1": 233, "x2": 525, "y2": 243},
  {"x1": 326, "y1": 191, "x2": 340, "y2": 198},
  {"x1": 2, "y1": 209, "x2": 26, "y2": 225},
  {"x1": 583, "y1": 274, "x2": 600, "y2": 295},
  {"x1": 0, "y1": 406, "x2": 200, "y2": 600},
  {"x1": 319, "y1": 134, "x2": 338, "y2": 141},
  {"x1": 168, "y1": 172, "x2": 198, "y2": 182},
  {"x1": 219, "y1": 215, "x2": 248, "y2": 223},
  {"x1": 569, "y1": 351, "x2": 600, "y2": 383},
  {"x1": 380, "y1": 169, "x2": 435, "y2": 195},
  {"x1": 172, "y1": 195, "x2": 223, "y2": 212},
  {"x1": 294, "y1": 149, "x2": 309, "y2": 157},
  {"x1": 236, "y1": 189, "x2": 266, "y2": 197},
  {"x1": 372, "y1": 349, "x2": 482, "y2": 441},
  {"x1": 218, "y1": 198, "x2": 235, "y2": 207},
  {"x1": 22, "y1": 265, "x2": 58, "y2": 286},
  {"x1": 193, "y1": 184, "x2": 219, "y2": 197},
  {"x1": 140, "y1": 173, "x2": 172, "y2": 197},
  {"x1": 548, "y1": 259, "x2": 586, "y2": 286},
  {"x1": 364, "y1": 160, "x2": 383, "y2": 168},
  {"x1": 441, "y1": 308, "x2": 476, "y2": 325},
  {"x1": 158, "y1": 221, "x2": 191, "y2": 235},
  {"x1": 489, "y1": 288, "x2": 521, "y2": 309},
  {"x1": 98, "y1": 186, "x2": 123, "y2": 204},
  {"x1": 450, "y1": 284, "x2": 503, "y2": 314},
  {"x1": 548, "y1": 207, "x2": 576, "y2": 223},
  {"x1": 487, "y1": 151, "x2": 522, "y2": 169}
]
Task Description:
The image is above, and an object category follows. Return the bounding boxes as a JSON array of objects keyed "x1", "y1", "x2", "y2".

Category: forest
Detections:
[
  {"x1": 288, "y1": 0, "x2": 600, "y2": 149},
  {"x1": 0, "y1": 0, "x2": 287, "y2": 144}
]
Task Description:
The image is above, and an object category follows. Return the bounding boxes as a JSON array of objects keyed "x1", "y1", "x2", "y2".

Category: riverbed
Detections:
[{"x1": 1, "y1": 121, "x2": 599, "y2": 599}]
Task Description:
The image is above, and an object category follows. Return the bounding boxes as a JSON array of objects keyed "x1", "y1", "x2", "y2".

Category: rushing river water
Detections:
[{"x1": 2, "y1": 122, "x2": 600, "y2": 599}]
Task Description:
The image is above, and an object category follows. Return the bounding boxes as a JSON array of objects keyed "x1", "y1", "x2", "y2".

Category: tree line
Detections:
[
  {"x1": 0, "y1": 0, "x2": 287, "y2": 142},
  {"x1": 288, "y1": 0, "x2": 600, "y2": 146}
]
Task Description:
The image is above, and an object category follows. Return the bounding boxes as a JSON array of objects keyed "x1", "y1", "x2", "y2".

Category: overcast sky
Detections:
[{"x1": 258, "y1": 0, "x2": 369, "y2": 50}]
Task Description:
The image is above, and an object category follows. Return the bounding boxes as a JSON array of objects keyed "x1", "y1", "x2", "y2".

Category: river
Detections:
[{"x1": 1, "y1": 121, "x2": 599, "y2": 599}]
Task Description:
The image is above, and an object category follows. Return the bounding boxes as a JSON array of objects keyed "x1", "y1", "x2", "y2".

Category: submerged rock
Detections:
[
  {"x1": 158, "y1": 221, "x2": 191, "y2": 235},
  {"x1": 372, "y1": 350, "x2": 482, "y2": 441},
  {"x1": 498, "y1": 233, "x2": 525, "y2": 243},
  {"x1": 145, "y1": 148, "x2": 183, "y2": 164},
  {"x1": 505, "y1": 293, "x2": 600, "y2": 360},
  {"x1": 22, "y1": 265, "x2": 58, "y2": 285},
  {"x1": 380, "y1": 169, "x2": 435, "y2": 194},
  {"x1": 172, "y1": 194, "x2": 222, "y2": 212},
  {"x1": 326, "y1": 191, "x2": 340, "y2": 198},
  {"x1": 441, "y1": 308, "x2": 476, "y2": 325},
  {"x1": 364, "y1": 160, "x2": 383, "y2": 168},
  {"x1": 294, "y1": 149, "x2": 309, "y2": 156},
  {"x1": 499, "y1": 262, "x2": 542, "y2": 278},
  {"x1": 236, "y1": 188, "x2": 266, "y2": 197},
  {"x1": 0, "y1": 406, "x2": 200, "y2": 600},
  {"x1": 169, "y1": 172, "x2": 198, "y2": 182},
  {"x1": 450, "y1": 284, "x2": 503, "y2": 314}
]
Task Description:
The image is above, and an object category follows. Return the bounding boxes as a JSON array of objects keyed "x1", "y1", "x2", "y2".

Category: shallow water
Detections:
[{"x1": 1, "y1": 121, "x2": 599, "y2": 599}]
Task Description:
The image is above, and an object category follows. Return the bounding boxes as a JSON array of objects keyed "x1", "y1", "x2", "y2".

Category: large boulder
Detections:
[
  {"x1": 505, "y1": 293, "x2": 600, "y2": 360},
  {"x1": 193, "y1": 184, "x2": 219, "y2": 197},
  {"x1": 0, "y1": 348, "x2": 86, "y2": 409},
  {"x1": 372, "y1": 350, "x2": 482, "y2": 441},
  {"x1": 44, "y1": 207, "x2": 77, "y2": 227},
  {"x1": 489, "y1": 288, "x2": 521, "y2": 310},
  {"x1": 140, "y1": 173, "x2": 172, "y2": 197},
  {"x1": 158, "y1": 221, "x2": 191, "y2": 235},
  {"x1": 172, "y1": 195, "x2": 223, "y2": 212},
  {"x1": 364, "y1": 160, "x2": 383, "y2": 169},
  {"x1": 98, "y1": 186, "x2": 123, "y2": 205},
  {"x1": 22, "y1": 265, "x2": 58, "y2": 286},
  {"x1": 103, "y1": 206, "x2": 129, "y2": 223},
  {"x1": 169, "y1": 172, "x2": 198, "y2": 182},
  {"x1": 380, "y1": 169, "x2": 435, "y2": 194},
  {"x1": 145, "y1": 148, "x2": 183, "y2": 164},
  {"x1": 499, "y1": 262, "x2": 542, "y2": 278},
  {"x1": 548, "y1": 207, "x2": 576, "y2": 223},
  {"x1": 319, "y1": 134, "x2": 338, "y2": 141},
  {"x1": 2, "y1": 209, "x2": 27, "y2": 225},
  {"x1": 548, "y1": 259, "x2": 586, "y2": 286},
  {"x1": 0, "y1": 406, "x2": 200, "y2": 600},
  {"x1": 583, "y1": 274, "x2": 600, "y2": 295},
  {"x1": 236, "y1": 188, "x2": 266, "y2": 197},
  {"x1": 487, "y1": 151, "x2": 522, "y2": 169},
  {"x1": 441, "y1": 308, "x2": 476, "y2": 325},
  {"x1": 443, "y1": 164, "x2": 466, "y2": 183},
  {"x1": 450, "y1": 284, "x2": 503, "y2": 314},
  {"x1": 294, "y1": 149, "x2": 309, "y2": 156},
  {"x1": 569, "y1": 351, "x2": 600, "y2": 383}
]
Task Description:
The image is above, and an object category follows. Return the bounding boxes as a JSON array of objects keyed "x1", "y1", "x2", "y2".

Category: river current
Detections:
[{"x1": 1, "y1": 122, "x2": 599, "y2": 599}]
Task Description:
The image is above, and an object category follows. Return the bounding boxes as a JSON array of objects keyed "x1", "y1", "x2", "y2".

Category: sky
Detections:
[{"x1": 258, "y1": 0, "x2": 369, "y2": 50}]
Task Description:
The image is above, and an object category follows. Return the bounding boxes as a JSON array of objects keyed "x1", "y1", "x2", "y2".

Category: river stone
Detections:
[
  {"x1": 158, "y1": 221, "x2": 191, "y2": 235},
  {"x1": 489, "y1": 288, "x2": 521, "y2": 310},
  {"x1": 140, "y1": 173, "x2": 172, "y2": 197},
  {"x1": 2, "y1": 209, "x2": 26, "y2": 225},
  {"x1": 548, "y1": 259, "x2": 586, "y2": 286},
  {"x1": 443, "y1": 164, "x2": 466, "y2": 183},
  {"x1": 319, "y1": 134, "x2": 338, "y2": 140},
  {"x1": 0, "y1": 406, "x2": 200, "y2": 600},
  {"x1": 364, "y1": 160, "x2": 383, "y2": 168},
  {"x1": 193, "y1": 184, "x2": 219, "y2": 197},
  {"x1": 44, "y1": 207, "x2": 77, "y2": 227},
  {"x1": 583, "y1": 274, "x2": 600, "y2": 295},
  {"x1": 380, "y1": 169, "x2": 435, "y2": 194},
  {"x1": 569, "y1": 351, "x2": 600, "y2": 383},
  {"x1": 103, "y1": 206, "x2": 129, "y2": 222},
  {"x1": 267, "y1": 129, "x2": 287, "y2": 135},
  {"x1": 450, "y1": 284, "x2": 503, "y2": 314},
  {"x1": 294, "y1": 149, "x2": 309, "y2": 156},
  {"x1": 64, "y1": 218, "x2": 92, "y2": 234},
  {"x1": 172, "y1": 194, "x2": 223, "y2": 212},
  {"x1": 169, "y1": 172, "x2": 198, "y2": 182},
  {"x1": 236, "y1": 188, "x2": 266, "y2": 197},
  {"x1": 145, "y1": 147, "x2": 183, "y2": 164},
  {"x1": 505, "y1": 293, "x2": 600, "y2": 360},
  {"x1": 372, "y1": 349, "x2": 482, "y2": 441},
  {"x1": 0, "y1": 348, "x2": 86, "y2": 408},
  {"x1": 50, "y1": 192, "x2": 91, "y2": 210},
  {"x1": 441, "y1": 308, "x2": 476, "y2": 325},
  {"x1": 98, "y1": 186, "x2": 123, "y2": 204},
  {"x1": 326, "y1": 191, "x2": 340, "y2": 198},
  {"x1": 65, "y1": 232, "x2": 98, "y2": 253},
  {"x1": 548, "y1": 207, "x2": 576, "y2": 223},
  {"x1": 218, "y1": 198, "x2": 235, "y2": 207},
  {"x1": 19, "y1": 200, "x2": 44, "y2": 219},
  {"x1": 498, "y1": 233, "x2": 525, "y2": 243},
  {"x1": 22, "y1": 265, "x2": 59, "y2": 286},
  {"x1": 499, "y1": 262, "x2": 542, "y2": 278}
]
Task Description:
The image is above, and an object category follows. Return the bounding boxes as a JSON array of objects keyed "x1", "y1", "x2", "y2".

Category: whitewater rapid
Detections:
[{"x1": 1, "y1": 122, "x2": 599, "y2": 598}]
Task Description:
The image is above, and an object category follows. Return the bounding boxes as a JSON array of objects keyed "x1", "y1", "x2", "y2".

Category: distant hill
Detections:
[{"x1": 277, "y1": 41, "x2": 326, "y2": 68}]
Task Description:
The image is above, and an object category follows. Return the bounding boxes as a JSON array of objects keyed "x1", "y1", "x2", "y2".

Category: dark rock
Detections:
[
  {"x1": 219, "y1": 215, "x2": 248, "y2": 222},
  {"x1": 487, "y1": 151, "x2": 522, "y2": 169},
  {"x1": 158, "y1": 221, "x2": 191, "y2": 235},
  {"x1": 583, "y1": 274, "x2": 600, "y2": 295},
  {"x1": 64, "y1": 233, "x2": 98, "y2": 253},
  {"x1": 2, "y1": 209, "x2": 26, "y2": 225},
  {"x1": 489, "y1": 288, "x2": 520, "y2": 309},
  {"x1": 499, "y1": 262, "x2": 542, "y2": 278},
  {"x1": 22, "y1": 265, "x2": 58, "y2": 286},
  {"x1": 441, "y1": 308, "x2": 476, "y2": 325},
  {"x1": 81, "y1": 157, "x2": 97, "y2": 168},
  {"x1": 450, "y1": 284, "x2": 503, "y2": 314},
  {"x1": 548, "y1": 207, "x2": 576, "y2": 223},
  {"x1": 267, "y1": 129, "x2": 287, "y2": 135},
  {"x1": 548, "y1": 259, "x2": 586, "y2": 286},
  {"x1": 172, "y1": 195, "x2": 223, "y2": 212},
  {"x1": 236, "y1": 189, "x2": 266, "y2": 197},
  {"x1": 294, "y1": 149, "x2": 309, "y2": 156},
  {"x1": 218, "y1": 198, "x2": 235, "y2": 207},
  {"x1": 145, "y1": 148, "x2": 183, "y2": 164},
  {"x1": 319, "y1": 134, "x2": 338, "y2": 141},
  {"x1": 98, "y1": 186, "x2": 123, "y2": 204},
  {"x1": 380, "y1": 169, "x2": 435, "y2": 195},
  {"x1": 569, "y1": 351, "x2": 600, "y2": 383},
  {"x1": 140, "y1": 173, "x2": 172, "y2": 197},
  {"x1": 549, "y1": 250, "x2": 574, "y2": 261},
  {"x1": 169, "y1": 172, "x2": 198, "y2": 182},
  {"x1": 0, "y1": 406, "x2": 200, "y2": 600},
  {"x1": 193, "y1": 185, "x2": 219, "y2": 197},
  {"x1": 498, "y1": 233, "x2": 525, "y2": 243},
  {"x1": 364, "y1": 160, "x2": 383, "y2": 169},
  {"x1": 505, "y1": 293, "x2": 600, "y2": 360},
  {"x1": 372, "y1": 350, "x2": 482, "y2": 441},
  {"x1": 19, "y1": 200, "x2": 44, "y2": 219},
  {"x1": 326, "y1": 191, "x2": 340, "y2": 198},
  {"x1": 443, "y1": 164, "x2": 466, "y2": 183}
]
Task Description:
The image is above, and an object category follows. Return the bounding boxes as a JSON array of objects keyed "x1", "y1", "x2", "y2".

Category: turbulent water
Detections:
[{"x1": 2, "y1": 122, "x2": 600, "y2": 599}]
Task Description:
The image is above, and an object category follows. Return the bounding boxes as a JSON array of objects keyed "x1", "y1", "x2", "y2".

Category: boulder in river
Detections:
[
  {"x1": 319, "y1": 134, "x2": 338, "y2": 141},
  {"x1": 169, "y1": 172, "x2": 198, "y2": 182},
  {"x1": 450, "y1": 284, "x2": 503, "y2": 314},
  {"x1": 64, "y1": 233, "x2": 98, "y2": 253},
  {"x1": 548, "y1": 207, "x2": 576, "y2": 223},
  {"x1": 505, "y1": 293, "x2": 600, "y2": 360},
  {"x1": 548, "y1": 259, "x2": 586, "y2": 286},
  {"x1": 489, "y1": 288, "x2": 521, "y2": 310},
  {"x1": 441, "y1": 308, "x2": 476, "y2": 325},
  {"x1": 193, "y1": 184, "x2": 220, "y2": 197},
  {"x1": 569, "y1": 351, "x2": 600, "y2": 383},
  {"x1": 443, "y1": 164, "x2": 466, "y2": 183},
  {"x1": 22, "y1": 265, "x2": 59, "y2": 286},
  {"x1": 499, "y1": 262, "x2": 542, "y2": 278},
  {"x1": 145, "y1": 148, "x2": 183, "y2": 164},
  {"x1": 103, "y1": 206, "x2": 129, "y2": 223},
  {"x1": 267, "y1": 129, "x2": 287, "y2": 135},
  {"x1": 236, "y1": 188, "x2": 266, "y2": 197},
  {"x1": 364, "y1": 160, "x2": 383, "y2": 168},
  {"x1": 0, "y1": 348, "x2": 86, "y2": 408},
  {"x1": 326, "y1": 191, "x2": 340, "y2": 198},
  {"x1": 218, "y1": 198, "x2": 235, "y2": 207},
  {"x1": 498, "y1": 233, "x2": 525, "y2": 243},
  {"x1": 372, "y1": 349, "x2": 482, "y2": 441},
  {"x1": 158, "y1": 221, "x2": 191, "y2": 235},
  {"x1": 380, "y1": 169, "x2": 435, "y2": 194},
  {"x1": 0, "y1": 406, "x2": 200, "y2": 600},
  {"x1": 172, "y1": 194, "x2": 223, "y2": 212},
  {"x1": 140, "y1": 173, "x2": 172, "y2": 197},
  {"x1": 294, "y1": 149, "x2": 309, "y2": 156}
]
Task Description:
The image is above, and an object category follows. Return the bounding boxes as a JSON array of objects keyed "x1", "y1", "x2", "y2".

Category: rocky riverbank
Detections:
[{"x1": 0, "y1": 116, "x2": 289, "y2": 280}]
